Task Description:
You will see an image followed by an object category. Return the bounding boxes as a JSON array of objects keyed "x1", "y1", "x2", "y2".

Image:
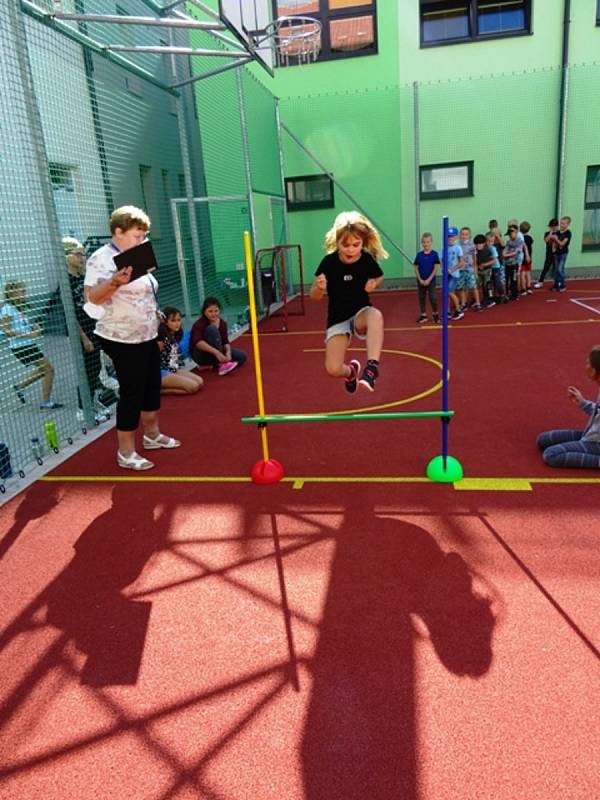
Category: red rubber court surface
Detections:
[{"x1": 1, "y1": 283, "x2": 599, "y2": 799}]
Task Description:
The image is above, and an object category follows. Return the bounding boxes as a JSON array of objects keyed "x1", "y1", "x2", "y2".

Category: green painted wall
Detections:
[{"x1": 255, "y1": 2, "x2": 600, "y2": 281}]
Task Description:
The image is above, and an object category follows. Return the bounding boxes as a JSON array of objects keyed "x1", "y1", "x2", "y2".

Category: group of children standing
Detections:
[{"x1": 414, "y1": 216, "x2": 573, "y2": 323}]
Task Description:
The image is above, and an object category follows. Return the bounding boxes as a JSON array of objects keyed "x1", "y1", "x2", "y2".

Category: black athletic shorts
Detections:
[{"x1": 11, "y1": 344, "x2": 44, "y2": 366}]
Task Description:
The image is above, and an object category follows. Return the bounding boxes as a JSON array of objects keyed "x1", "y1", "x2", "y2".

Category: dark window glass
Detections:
[
  {"x1": 583, "y1": 165, "x2": 600, "y2": 250},
  {"x1": 419, "y1": 161, "x2": 473, "y2": 200},
  {"x1": 421, "y1": 3, "x2": 469, "y2": 44},
  {"x1": 478, "y1": 1, "x2": 525, "y2": 34},
  {"x1": 420, "y1": 0, "x2": 529, "y2": 46},
  {"x1": 285, "y1": 175, "x2": 334, "y2": 211}
]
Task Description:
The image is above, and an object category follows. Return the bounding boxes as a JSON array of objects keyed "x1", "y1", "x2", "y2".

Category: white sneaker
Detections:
[{"x1": 533, "y1": 282, "x2": 543, "y2": 289}]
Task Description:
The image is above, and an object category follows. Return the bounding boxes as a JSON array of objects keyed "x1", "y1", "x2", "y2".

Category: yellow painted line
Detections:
[
  {"x1": 40, "y1": 475, "x2": 600, "y2": 490},
  {"x1": 455, "y1": 478, "x2": 534, "y2": 491},
  {"x1": 251, "y1": 318, "x2": 600, "y2": 336},
  {"x1": 41, "y1": 475, "x2": 251, "y2": 483}
]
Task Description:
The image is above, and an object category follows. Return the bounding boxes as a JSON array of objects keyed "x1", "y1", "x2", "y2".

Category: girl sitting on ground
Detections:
[
  {"x1": 158, "y1": 306, "x2": 204, "y2": 395},
  {"x1": 1, "y1": 280, "x2": 63, "y2": 409},
  {"x1": 190, "y1": 296, "x2": 247, "y2": 376},
  {"x1": 537, "y1": 344, "x2": 600, "y2": 469}
]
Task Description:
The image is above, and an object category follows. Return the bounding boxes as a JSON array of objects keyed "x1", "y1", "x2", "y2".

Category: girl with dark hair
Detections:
[
  {"x1": 158, "y1": 307, "x2": 203, "y2": 395},
  {"x1": 190, "y1": 296, "x2": 247, "y2": 376}
]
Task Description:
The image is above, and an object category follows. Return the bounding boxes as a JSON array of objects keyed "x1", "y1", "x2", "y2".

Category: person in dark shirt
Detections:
[
  {"x1": 550, "y1": 215, "x2": 572, "y2": 292},
  {"x1": 63, "y1": 237, "x2": 109, "y2": 422},
  {"x1": 414, "y1": 233, "x2": 440, "y2": 324},
  {"x1": 190, "y1": 296, "x2": 247, "y2": 375},
  {"x1": 533, "y1": 218, "x2": 558, "y2": 288},
  {"x1": 310, "y1": 211, "x2": 387, "y2": 393}
]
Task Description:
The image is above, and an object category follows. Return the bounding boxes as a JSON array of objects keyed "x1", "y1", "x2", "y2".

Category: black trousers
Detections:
[
  {"x1": 504, "y1": 264, "x2": 518, "y2": 299},
  {"x1": 417, "y1": 282, "x2": 438, "y2": 314},
  {"x1": 537, "y1": 253, "x2": 555, "y2": 283},
  {"x1": 97, "y1": 337, "x2": 161, "y2": 431},
  {"x1": 77, "y1": 332, "x2": 102, "y2": 409}
]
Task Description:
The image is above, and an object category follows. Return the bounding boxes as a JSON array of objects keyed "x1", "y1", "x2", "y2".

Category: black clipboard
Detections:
[{"x1": 113, "y1": 240, "x2": 158, "y2": 282}]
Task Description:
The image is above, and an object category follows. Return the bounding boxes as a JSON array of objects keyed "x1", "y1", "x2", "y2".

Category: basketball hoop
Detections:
[{"x1": 264, "y1": 16, "x2": 322, "y2": 67}]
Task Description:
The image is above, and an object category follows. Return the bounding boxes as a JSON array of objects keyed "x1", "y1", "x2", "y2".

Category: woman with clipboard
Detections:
[{"x1": 84, "y1": 205, "x2": 181, "y2": 470}]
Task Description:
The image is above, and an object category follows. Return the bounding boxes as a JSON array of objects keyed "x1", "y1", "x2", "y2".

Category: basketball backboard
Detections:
[{"x1": 219, "y1": 0, "x2": 274, "y2": 72}]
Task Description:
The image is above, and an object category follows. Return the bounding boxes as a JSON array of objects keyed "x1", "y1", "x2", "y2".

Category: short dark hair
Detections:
[
  {"x1": 473, "y1": 234, "x2": 487, "y2": 245},
  {"x1": 519, "y1": 221, "x2": 531, "y2": 233},
  {"x1": 590, "y1": 345, "x2": 600, "y2": 373},
  {"x1": 548, "y1": 218, "x2": 559, "y2": 226},
  {"x1": 202, "y1": 295, "x2": 221, "y2": 313}
]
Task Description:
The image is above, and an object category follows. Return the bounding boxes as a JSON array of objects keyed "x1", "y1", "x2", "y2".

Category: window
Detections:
[
  {"x1": 272, "y1": 1, "x2": 377, "y2": 65},
  {"x1": 419, "y1": 161, "x2": 473, "y2": 200},
  {"x1": 285, "y1": 174, "x2": 334, "y2": 211},
  {"x1": 583, "y1": 165, "x2": 600, "y2": 251},
  {"x1": 139, "y1": 164, "x2": 161, "y2": 237},
  {"x1": 49, "y1": 163, "x2": 84, "y2": 239},
  {"x1": 420, "y1": 1, "x2": 530, "y2": 46}
]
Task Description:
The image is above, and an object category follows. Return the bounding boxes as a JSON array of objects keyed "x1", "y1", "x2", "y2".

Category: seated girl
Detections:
[
  {"x1": 1, "y1": 280, "x2": 63, "y2": 409},
  {"x1": 537, "y1": 344, "x2": 600, "y2": 469},
  {"x1": 158, "y1": 306, "x2": 204, "y2": 395},
  {"x1": 190, "y1": 296, "x2": 247, "y2": 376}
]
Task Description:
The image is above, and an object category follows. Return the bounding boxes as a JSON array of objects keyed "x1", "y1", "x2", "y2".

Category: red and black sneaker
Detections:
[
  {"x1": 344, "y1": 359, "x2": 361, "y2": 394},
  {"x1": 359, "y1": 361, "x2": 379, "y2": 392}
]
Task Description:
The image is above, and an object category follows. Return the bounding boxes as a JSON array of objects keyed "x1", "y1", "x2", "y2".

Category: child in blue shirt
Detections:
[
  {"x1": 445, "y1": 228, "x2": 464, "y2": 320},
  {"x1": 413, "y1": 233, "x2": 440, "y2": 324},
  {"x1": 458, "y1": 227, "x2": 482, "y2": 312},
  {"x1": 485, "y1": 233, "x2": 507, "y2": 303}
]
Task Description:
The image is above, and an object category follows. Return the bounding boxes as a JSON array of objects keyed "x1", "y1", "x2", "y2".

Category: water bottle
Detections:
[
  {"x1": 44, "y1": 421, "x2": 59, "y2": 451},
  {"x1": 31, "y1": 437, "x2": 43, "y2": 463},
  {"x1": 0, "y1": 443, "x2": 12, "y2": 479}
]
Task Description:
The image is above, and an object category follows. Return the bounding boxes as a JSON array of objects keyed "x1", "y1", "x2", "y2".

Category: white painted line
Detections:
[{"x1": 570, "y1": 297, "x2": 600, "y2": 315}]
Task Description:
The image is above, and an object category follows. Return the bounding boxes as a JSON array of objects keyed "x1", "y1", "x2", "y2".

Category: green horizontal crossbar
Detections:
[{"x1": 241, "y1": 410, "x2": 454, "y2": 424}]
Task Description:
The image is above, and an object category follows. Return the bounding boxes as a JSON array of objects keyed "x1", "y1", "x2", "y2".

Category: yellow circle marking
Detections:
[{"x1": 266, "y1": 348, "x2": 445, "y2": 416}]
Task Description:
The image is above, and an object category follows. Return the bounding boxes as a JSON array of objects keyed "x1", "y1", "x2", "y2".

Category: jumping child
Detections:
[
  {"x1": 537, "y1": 344, "x2": 600, "y2": 469},
  {"x1": 310, "y1": 211, "x2": 387, "y2": 393}
]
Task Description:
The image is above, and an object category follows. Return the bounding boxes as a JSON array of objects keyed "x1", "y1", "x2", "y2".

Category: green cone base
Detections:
[{"x1": 426, "y1": 455, "x2": 464, "y2": 483}]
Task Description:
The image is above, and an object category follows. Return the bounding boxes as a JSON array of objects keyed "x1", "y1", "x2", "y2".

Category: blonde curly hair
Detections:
[{"x1": 324, "y1": 211, "x2": 389, "y2": 261}]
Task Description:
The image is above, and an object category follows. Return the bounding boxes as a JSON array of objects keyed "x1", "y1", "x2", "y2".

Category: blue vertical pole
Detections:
[{"x1": 441, "y1": 216, "x2": 450, "y2": 469}]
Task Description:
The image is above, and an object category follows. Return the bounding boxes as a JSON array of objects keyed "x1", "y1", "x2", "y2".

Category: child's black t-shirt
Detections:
[
  {"x1": 555, "y1": 229, "x2": 572, "y2": 254},
  {"x1": 315, "y1": 251, "x2": 383, "y2": 328},
  {"x1": 476, "y1": 246, "x2": 493, "y2": 267},
  {"x1": 524, "y1": 234, "x2": 533, "y2": 261}
]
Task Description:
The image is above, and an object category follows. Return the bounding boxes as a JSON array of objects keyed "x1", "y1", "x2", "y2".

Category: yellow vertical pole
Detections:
[{"x1": 243, "y1": 231, "x2": 270, "y2": 462}]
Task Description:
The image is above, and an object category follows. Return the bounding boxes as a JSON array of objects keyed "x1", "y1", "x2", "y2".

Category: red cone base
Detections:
[{"x1": 251, "y1": 458, "x2": 285, "y2": 484}]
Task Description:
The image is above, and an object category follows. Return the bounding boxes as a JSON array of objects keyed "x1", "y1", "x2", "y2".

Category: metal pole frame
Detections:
[
  {"x1": 169, "y1": 27, "x2": 205, "y2": 310},
  {"x1": 441, "y1": 216, "x2": 450, "y2": 468},
  {"x1": 236, "y1": 68, "x2": 261, "y2": 310},
  {"x1": 413, "y1": 80, "x2": 421, "y2": 256}
]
